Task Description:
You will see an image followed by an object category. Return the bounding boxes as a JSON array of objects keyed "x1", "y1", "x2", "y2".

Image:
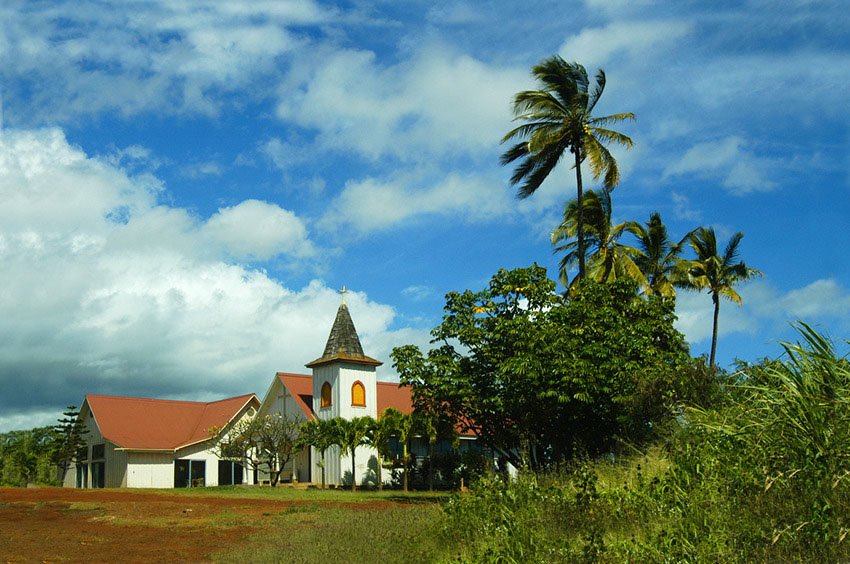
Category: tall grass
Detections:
[{"x1": 442, "y1": 324, "x2": 850, "y2": 562}]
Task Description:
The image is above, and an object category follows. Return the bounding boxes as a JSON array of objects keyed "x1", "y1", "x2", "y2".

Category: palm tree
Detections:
[
  {"x1": 501, "y1": 55, "x2": 634, "y2": 280},
  {"x1": 550, "y1": 189, "x2": 645, "y2": 290},
  {"x1": 297, "y1": 418, "x2": 337, "y2": 490},
  {"x1": 333, "y1": 416, "x2": 375, "y2": 491},
  {"x1": 626, "y1": 212, "x2": 692, "y2": 298},
  {"x1": 683, "y1": 227, "x2": 762, "y2": 369},
  {"x1": 371, "y1": 410, "x2": 399, "y2": 491},
  {"x1": 382, "y1": 408, "x2": 414, "y2": 492}
]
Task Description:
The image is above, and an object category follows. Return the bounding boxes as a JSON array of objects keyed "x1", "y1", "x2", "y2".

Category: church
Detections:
[{"x1": 64, "y1": 296, "x2": 457, "y2": 489}]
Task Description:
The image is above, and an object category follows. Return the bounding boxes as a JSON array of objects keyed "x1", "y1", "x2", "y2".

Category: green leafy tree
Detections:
[
  {"x1": 683, "y1": 227, "x2": 762, "y2": 369},
  {"x1": 1, "y1": 427, "x2": 56, "y2": 486},
  {"x1": 551, "y1": 188, "x2": 644, "y2": 290},
  {"x1": 626, "y1": 212, "x2": 692, "y2": 298},
  {"x1": 51, "y1": 405, "x2": 87, "y2": 483},
  {"x1": 393, "y1": 265, "x2": 691, "y2": 468},
  {"x1": 211, "y1": 413, "x2": 300, "y2": 487},
  {"x1": 501, "y1": 55, "x2": 634, "y2": 280}
]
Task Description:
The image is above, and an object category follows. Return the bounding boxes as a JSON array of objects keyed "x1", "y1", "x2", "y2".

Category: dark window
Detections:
[
  {"x1": 174, "y1": 460, "x2": 206, "y2": 488},
  {"x1": 218, "y1": 460, "x2": 244, "y2": 486},
  {"x1": 77, "y1": 446, "x2": 88, "y2": 462},
  {"x1": 91, "y1": 444, "x2": 105, "y2": 460}
]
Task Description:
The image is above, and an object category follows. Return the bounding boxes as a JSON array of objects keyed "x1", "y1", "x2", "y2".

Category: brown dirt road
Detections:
[{"x1": 0, "y1": 487, "x2": 327, "y2": 563}]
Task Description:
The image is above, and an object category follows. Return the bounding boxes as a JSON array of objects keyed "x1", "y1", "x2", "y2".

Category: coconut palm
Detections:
[
  {"x1": 333, "y1": 416, "x2": 375, "y2": 491},
  {"x1": 626, "y1": 212, "x2": 692, "y2": 298},
  {"x1": 297, "y1": 418, "x2": 337, "y2": 490},
  {"x1": 371, "y1": 410, "x2": 400, "y2": 491},
  {"x1": 501, "y1": 55, "x2": 634, "y2": 280},
  {"x1": 381, "y1": 408, "x2": 414, "y2": 492},
  {"x1": 683, "y1": 227, "x2": 762, "y2": 369},
  {"x1": 550, "y1": 189, "x2": 645, "y2": 290}
]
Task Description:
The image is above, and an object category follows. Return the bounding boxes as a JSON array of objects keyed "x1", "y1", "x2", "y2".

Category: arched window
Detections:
[
  {"x1": 351, "y1": 381, "x2": 366, "y2": 407},
  {"x1": 320, "y1": 382, "x2": 332, "y2": 408}
]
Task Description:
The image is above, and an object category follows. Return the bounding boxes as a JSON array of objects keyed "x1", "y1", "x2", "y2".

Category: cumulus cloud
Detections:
[
  {"x1": 559, "y1": 20, "x2": 693, "y2": 69},
  {"x1": 203, "y1": 199, "x2": 314, "y2": 260},
  {"x1": 0, "y1": 128, "x2": 411, "y2": 431},
  {"x1": 663, "y1": 136, "x2": 777, "y2": 194},
  {"x1": 675, "y1": 278, "x2": 850, "y2": 348},
  {"x1": 276, "y1": 45, "x2": 525, "y2": 162},
  {"x1": 674, "y1": 289, "x2": 757, "y2": 345},
  {"x1": 1, "y1": 1, "x2": 333, "y2": 123},
  {"x1": 319, "y1": 169, "x2": 514, "y2": 236}
]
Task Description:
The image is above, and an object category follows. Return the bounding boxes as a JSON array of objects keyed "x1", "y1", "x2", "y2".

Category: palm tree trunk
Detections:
[
  {"x1": 574, "y1": 148, "x2": 586, "y2": 280},
  {"x1": 377, "y1": 454, "x2": 383, "y2": 491},
  {"x1": 351, "y1": 448, "x2": 357, "y2": 492},
  {"x1": 403, "y1": 442, "x2": 409, "y2": 492},
  {"x1": 428, "y1": 442, "x2": 434, "y2": 492},
  {"x1": 710, "y1": 292, "x2": 720, "y2": 370}
]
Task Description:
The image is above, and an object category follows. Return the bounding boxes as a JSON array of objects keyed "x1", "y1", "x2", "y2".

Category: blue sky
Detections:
[{"x1": 1, "y1": 0, "x2": 848, "y2": 431}]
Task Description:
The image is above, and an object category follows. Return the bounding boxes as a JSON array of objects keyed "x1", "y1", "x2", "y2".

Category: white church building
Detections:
[{"x1": 65, "y1": 299, "x2": 437, "y2": 489}]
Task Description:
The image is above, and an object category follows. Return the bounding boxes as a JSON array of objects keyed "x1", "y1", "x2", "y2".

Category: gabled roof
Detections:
[
  {"x1": 276, "y1": 373, "x2": 316, "y2": 420},
  {"x1": 85, "y1": 393, "x2": 259, "y2": 451},
  {"x1": 306, "y1": 303, "x2": 382, "y2": 368},
  {"x1": 277, "y1": 373, "x2": 413, "y2": 419}
]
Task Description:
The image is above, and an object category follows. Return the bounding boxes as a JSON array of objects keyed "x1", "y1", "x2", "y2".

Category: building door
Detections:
[{"x1": 174, "y1": 460, "x2": 206, "y2": 488}]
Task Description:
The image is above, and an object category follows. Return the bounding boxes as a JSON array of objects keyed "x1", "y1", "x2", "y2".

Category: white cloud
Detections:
[
  {"x1": 674, "y1": 289, "x2": 757, "y2": 345},
  {"x1": 0, "y1": 128, "x2": 409, "y2": 431},
  {"x1": 559, "y1": 20, "x2": 692, "y2": 69},
  {"x1": 203, "y1": 199, "x2": 314, "y2": 260},
  {"x1": 276, "y1": 45, "x2": 525, "y2": 161},
  {"x1": 664, "y1": 136, "x2": 777, "y2": 194},
  {"x1": 402, "y1": 285, "x2": 434, "y2": 301},
  {"x1": 671, "y1": 191, "x2": 702, "y2": 221},
  {"x1": 1, "y1": 1, "x2": 333, "y2": 123},
  {"x1": 181, "y1": 161, "x2": 224, "y2": 179},
  {"x1": 318, "y1": 169, "x2": 514, "y2": 236},
  {"x1": 747, "y1": 279, "x2": 850, "y2": 321},
  {"x1": 675, "y1": 278, "x2": 850, "y2": 348}
]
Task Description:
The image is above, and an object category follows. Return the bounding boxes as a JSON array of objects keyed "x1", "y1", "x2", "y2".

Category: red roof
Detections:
[
  {"x1": 377, "y1": 381, "x2": 413, "y2": 415},
  {"x1": 276, "y1": 373, "x2": 316, "y2": 420},
  {"x1": 277, "y1": 373, "x2": 413, "y2": 419},
  {"x1": 85, "y1": 393, "x2": 259, "y2": 450}
]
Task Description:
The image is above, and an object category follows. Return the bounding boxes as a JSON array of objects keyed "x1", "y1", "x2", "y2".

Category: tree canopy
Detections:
[{"x1": 392, "y1": 265, "x2": 693, "y2": 468}]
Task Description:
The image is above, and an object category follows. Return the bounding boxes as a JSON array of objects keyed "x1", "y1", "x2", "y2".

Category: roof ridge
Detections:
[
  {"x1": 87, "y1": 394, "x2": 206, "y2": 406},
  {"x1": 88, "y1": 393, "x2": 255, "y2": 407}
]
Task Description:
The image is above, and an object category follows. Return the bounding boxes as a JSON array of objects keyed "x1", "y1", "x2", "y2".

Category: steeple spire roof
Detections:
[{"x1": 306, "y1": 302, "x2": 382, "y2": 368}]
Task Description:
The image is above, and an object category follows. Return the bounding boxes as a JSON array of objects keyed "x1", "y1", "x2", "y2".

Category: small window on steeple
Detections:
[
  {"x1": 351, "y1": 381, "x2": 366, "y2": 407},
  {"x1": 321, "y1": 382, "x2": 332, "y2": 408}
]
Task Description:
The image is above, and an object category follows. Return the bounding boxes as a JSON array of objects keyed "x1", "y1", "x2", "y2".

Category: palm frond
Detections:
[{"x1": 586, "y1": 69, "x2": 606, "y2": 112}]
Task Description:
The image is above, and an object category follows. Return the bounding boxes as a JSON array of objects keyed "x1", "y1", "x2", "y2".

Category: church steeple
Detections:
[{"x1": 305, "y1": 300, "x2": 382, "y2": 368}]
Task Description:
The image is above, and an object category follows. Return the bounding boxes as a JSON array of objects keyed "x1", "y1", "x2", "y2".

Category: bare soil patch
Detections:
[{"x1": 0, "y1": 487, "x2": 397, "y2": 563}]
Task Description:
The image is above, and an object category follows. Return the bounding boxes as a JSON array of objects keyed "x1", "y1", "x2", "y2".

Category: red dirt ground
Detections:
[{"x1": 0, "y1": 487, "x2": 388, "y2": 563}]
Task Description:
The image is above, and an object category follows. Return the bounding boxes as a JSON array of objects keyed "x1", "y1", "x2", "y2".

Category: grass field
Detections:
[{"x1": 0, "y1": 486, "x2": 451, "y2": 563}]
